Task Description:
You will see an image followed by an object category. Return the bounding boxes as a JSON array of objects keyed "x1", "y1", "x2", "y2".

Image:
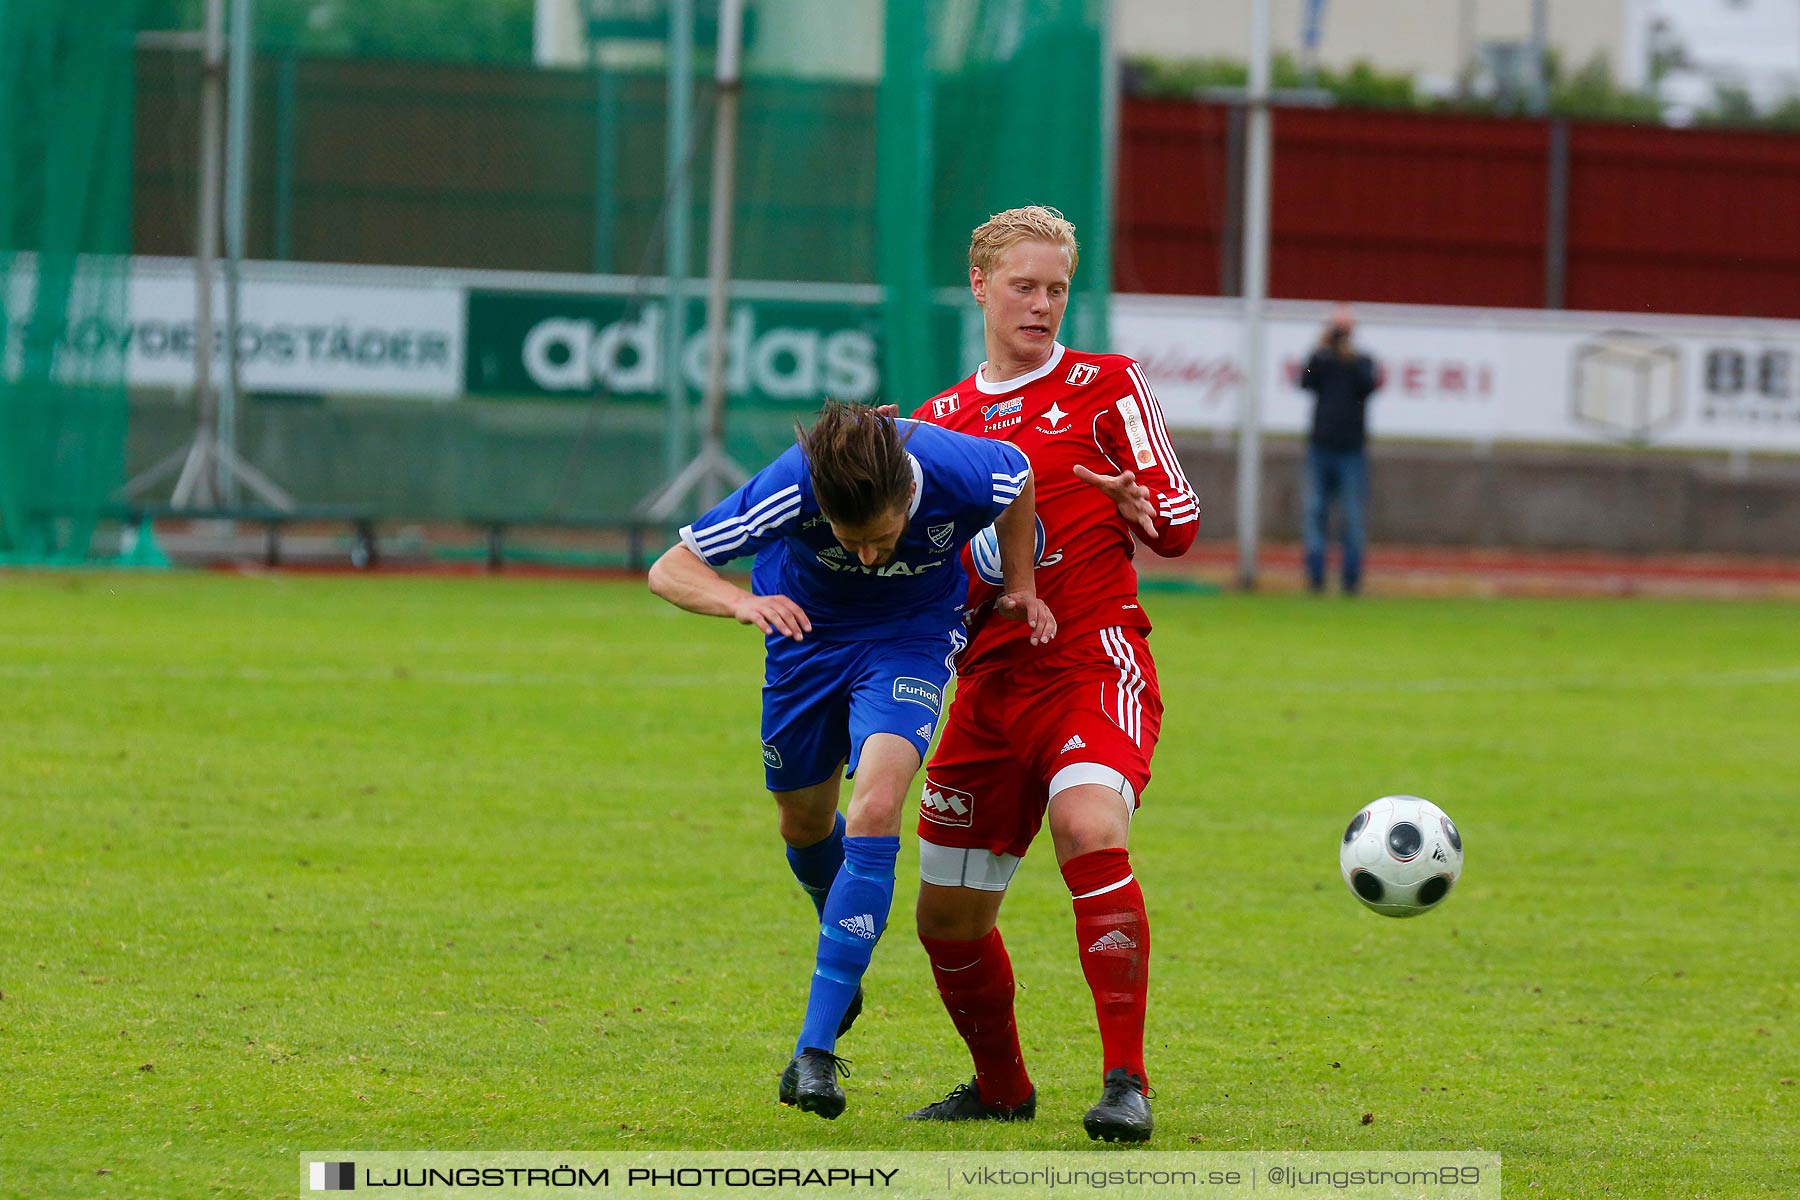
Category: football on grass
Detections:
[{"x1": 1339, "y1": 795, "x2": 1463, "y2": 918}]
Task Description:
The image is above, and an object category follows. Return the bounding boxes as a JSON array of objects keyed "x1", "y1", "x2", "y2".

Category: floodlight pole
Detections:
[
  {"x1": 661, "y1": 0, "x2": 694, "y2": 483},
  {"x1": 1236, "y1": 0, "x2": 1273, "y2": 589},
  {"x1": 219, "y1": 0, "x2": 253, "y2": 505},
  {"x1": 1527, "y1": 0, "x2": 1549, "y2": 114},
  {"x1": 638, "y1": 0, "x2": 750, "y2": 523},
  {"x1": 124, "y1": 0, "x2": 292, "y2": 511},
  {"x1": 1299, "y1": 0, "x2": 1326, "y2": 87},
  {"x1": 1457, "y1": 0, "x2": 1478, "y2": 96},
  {"x1": 192, "y1": 0, "x2": 224, "y2": 497}
]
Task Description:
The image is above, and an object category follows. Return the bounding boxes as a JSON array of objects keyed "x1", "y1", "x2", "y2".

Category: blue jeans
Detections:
[{"x1": 1302, "y1": 446, "x2": 1368, "y2": 593}]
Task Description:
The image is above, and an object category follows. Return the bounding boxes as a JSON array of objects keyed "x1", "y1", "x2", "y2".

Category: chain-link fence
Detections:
[{"x1": 67, "y1": 0, "x2": 1112, "y2": 559}]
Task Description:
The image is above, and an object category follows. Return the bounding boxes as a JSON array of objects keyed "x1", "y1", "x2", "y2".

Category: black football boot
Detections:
[
  {"x1": 1082, "y1": 1067, "x2": 1153, "y2": 1142},
  {"x1": 905, "y1": 1077, "x2": 1036, "y2": 1122},
  {"x1": 778, "y1": 1048, "x2": 852, "y2": 1119}
]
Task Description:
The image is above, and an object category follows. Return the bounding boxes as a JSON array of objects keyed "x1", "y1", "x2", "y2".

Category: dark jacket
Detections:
[{"x1": 1300, "y1": 348, "x2": 1380, "y2": 452}]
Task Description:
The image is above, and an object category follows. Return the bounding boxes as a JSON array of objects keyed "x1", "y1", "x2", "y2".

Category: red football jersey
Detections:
[{"x1": 912, "y1": 342, "x2": 1199, "y2": 673}]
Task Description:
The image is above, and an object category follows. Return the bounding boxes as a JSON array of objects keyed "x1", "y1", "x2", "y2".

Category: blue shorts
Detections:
[{"x1": 759, "y1": 629, "x2": 965, "y2": 792}]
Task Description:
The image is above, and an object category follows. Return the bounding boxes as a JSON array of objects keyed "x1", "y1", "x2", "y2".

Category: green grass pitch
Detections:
[{"x1": 3, "y1": 571, "x2": 1795, "y2": 1198}]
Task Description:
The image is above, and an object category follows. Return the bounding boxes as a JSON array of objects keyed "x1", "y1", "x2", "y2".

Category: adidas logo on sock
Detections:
[
  {"x1": 839, "y1": 914, "x2": 878, "y2": 940},
  {"x1": 1061, "y1": 734, "x2": 1087, "y2": 753},
  {"x1": 1086, "y1": 928, "x2": 1138, "y2": 953}
]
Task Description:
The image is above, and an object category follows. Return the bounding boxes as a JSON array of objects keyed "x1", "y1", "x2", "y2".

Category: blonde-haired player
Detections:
[{"x1": 906, "y1": 205, "x2": 1199, "y2": 1142}]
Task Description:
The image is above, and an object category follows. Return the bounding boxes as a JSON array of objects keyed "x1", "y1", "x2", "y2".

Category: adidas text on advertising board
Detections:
[{"x1": 466, "y1": 292, "x2": 878, "y2": 402}]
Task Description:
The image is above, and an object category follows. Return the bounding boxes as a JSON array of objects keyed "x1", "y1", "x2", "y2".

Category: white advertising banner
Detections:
[
  {"x1": 22, "y1": 256, "x2": 1799, "y2": 450},
  {"x1": 120, "y1": 260, "x2": 464, "y2": 398},
  {"x1": 1113, "y1": 294, "x2": 1800, "y2": 454},
  {"x1": 3, "y1": 257, "x2": 460, "y2": 399}
]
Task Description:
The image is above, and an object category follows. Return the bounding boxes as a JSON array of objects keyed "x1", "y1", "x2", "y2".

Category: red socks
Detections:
[
  {"x1": 1061, "y1": 847, "x2": 1150, "y2": 1083},
  {"x1": 918, "y1": 928, "x2": 1034, "y2": 1108},
  {"x1": 922, "y1": 849, "x2": 1148, "y2": 1101}
]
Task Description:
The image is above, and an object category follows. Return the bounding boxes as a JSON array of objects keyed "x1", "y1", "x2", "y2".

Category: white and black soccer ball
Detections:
[{"x1": 1339, "y1": 795, "x2": 1463, "y2": 918}]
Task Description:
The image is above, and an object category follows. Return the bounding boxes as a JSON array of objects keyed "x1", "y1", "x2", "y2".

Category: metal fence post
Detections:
[{"x1": 1544, "y1": 116, "x2": 1570, "y2": 309}]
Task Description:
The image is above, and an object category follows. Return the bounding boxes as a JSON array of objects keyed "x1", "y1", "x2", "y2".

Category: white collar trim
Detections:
[
  {"x1": 974, "y1": 343, "x2": 1067, "y2": 394},
  {"x1": 907, "y1": 452, "x2": 923, "y2": 517}
]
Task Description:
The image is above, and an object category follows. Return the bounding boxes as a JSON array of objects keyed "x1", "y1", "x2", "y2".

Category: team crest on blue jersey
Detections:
[{"x1": 678, "y1": 420, "x2": 1028, "y2": 638}]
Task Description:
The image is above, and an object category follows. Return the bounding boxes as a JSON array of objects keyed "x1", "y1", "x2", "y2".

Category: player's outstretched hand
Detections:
[
  {"x1": 1073, "y1": 464, "x2": 1158, "y2": 541},
  {"x1": 733, "y1": 593, "x2": 812, "y2": 641},
  {"x1": 995, "y1": 592, "x2": 1057, "y2": 646}
]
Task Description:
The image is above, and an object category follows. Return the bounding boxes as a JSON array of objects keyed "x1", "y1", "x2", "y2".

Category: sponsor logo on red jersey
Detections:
[
  {"x1": 937, "y1": 348, "x2": 1199, "y2": 671},
  {"x1": 1116, "y1": 396, "x2": 1158, "y2": 468},
  {"x1": 920, "y1": 778, "x2": 974, "y2": 827},
  {"x1": 931, "y1": 394, "x2": 960, "y2": 418}
]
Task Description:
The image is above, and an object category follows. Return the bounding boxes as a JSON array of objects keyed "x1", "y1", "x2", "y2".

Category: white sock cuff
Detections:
[{"x1": 1070, "y1": 873, "x2": 1136, "y2": 900}]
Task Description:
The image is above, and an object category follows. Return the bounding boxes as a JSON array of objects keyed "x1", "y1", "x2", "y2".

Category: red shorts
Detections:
[{"x1": 917, "y1": 624, "x2": 1163, "y2": 862}]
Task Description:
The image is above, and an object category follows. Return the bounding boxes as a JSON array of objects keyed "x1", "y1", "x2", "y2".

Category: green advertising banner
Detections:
[{"x1": 465, "y1": 290, "x2": 889, "y2": 407}]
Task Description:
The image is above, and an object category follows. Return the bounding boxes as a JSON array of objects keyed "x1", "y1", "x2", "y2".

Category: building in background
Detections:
[
  {"x1": 1115, "y1": 0, "x2": 1800, "y2": 118},
  {"x1": 534, "y1": 0, "x2": 882, "y2": 80},
  {"x1": 532, "y1": 1, "x2": 1800, "y2": 119},
  {"x1": 1117, "y1": 0, "x2": 1616, "y2": 98},
  {"x1": 1622, "y1": 0, "x2": 1800, "y2": 121}
]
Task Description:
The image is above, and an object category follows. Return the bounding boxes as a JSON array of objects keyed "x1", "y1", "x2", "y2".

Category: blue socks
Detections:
[
  {"x1": 796, "y1": 834, "x2": 899, "y2": 1055},
  {"x1": 786, "y1": 812, "x2": 846, "y2": 918}
]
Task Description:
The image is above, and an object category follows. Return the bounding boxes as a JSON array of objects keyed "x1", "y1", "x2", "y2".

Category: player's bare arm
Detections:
[
  {"x1": 1072, "y1": 463, "x2": 1158, "y2": 541},
  {"x1": 646, "y1": 543, "x2": 812, "y2": 641}
]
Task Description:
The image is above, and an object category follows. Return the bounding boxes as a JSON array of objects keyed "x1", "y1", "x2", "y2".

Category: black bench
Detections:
[
  {"x1": 464, "y1": 514, "x2": 660, "y2": 572},
  {"x1": 102, "y1": 505, "x2": 666, "y2": 572},
  {"x1": 109, "y1": 504, "x2": 380, "y2": 568}
]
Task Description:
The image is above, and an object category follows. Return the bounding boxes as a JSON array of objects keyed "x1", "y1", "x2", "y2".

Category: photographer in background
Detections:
[{"x1": 1298, "y1": 304, "x2": 1381, "y2": 596}]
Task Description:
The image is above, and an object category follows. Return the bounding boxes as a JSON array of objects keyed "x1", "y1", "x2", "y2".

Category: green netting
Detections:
[
  {"x1": 0, "y1": 0, "x2": 140, "y2": 563},
  {"x1": 99, "y1": 2, "x2": 1110, "y2": 536},
  {"x1": 881, "y1": 0, "x2": 1111, "y2": 411}
]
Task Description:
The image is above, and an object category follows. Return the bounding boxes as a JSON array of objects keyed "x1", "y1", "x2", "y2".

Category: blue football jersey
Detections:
[{"x1": 679, "y1": 420, "x2": 1031, "y2": 642}]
